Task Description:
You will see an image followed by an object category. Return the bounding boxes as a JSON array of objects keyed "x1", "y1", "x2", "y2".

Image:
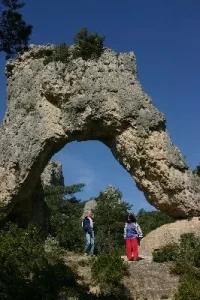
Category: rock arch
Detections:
[{"x1": 0, "y1": 45, "x2": 200, "y2": 224}]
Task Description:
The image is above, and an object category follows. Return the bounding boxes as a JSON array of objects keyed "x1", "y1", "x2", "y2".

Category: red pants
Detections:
[{"x1": 126, "y1": 238, "x2": 139, "y2": 261}]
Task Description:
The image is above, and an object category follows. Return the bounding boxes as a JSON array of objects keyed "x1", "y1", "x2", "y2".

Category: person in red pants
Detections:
[{"x1": 124, "y1": 213, "x2": 143, "y2": 261}]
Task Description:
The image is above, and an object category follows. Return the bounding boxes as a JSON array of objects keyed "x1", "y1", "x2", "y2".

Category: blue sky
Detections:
[{"x1": 0, "y1": 0, "x2": 200, "y2": 212}]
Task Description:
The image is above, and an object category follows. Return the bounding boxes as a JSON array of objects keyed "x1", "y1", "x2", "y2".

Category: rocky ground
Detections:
[{"x1": 64, "y1": 252, "x2": 179, "y2": 300}]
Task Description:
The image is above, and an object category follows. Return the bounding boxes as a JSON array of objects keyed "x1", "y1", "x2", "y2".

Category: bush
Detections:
[
  {"x1": 43, "y1": 28, "x2": 105, "y2": 65},
  {"x1": 43, "y1": 43, "x2": 70, "y2": 65},
  {"x1": 193, "y1": 163, "x2": 200, "y2": 177},
  {"x1": 73, "y1": 27, "x2": 105, "y2": 60},
  {"x1": 91, "y1": 251, "x2": 129, "y2": 296},
  {"x1": 152, "y1": 234, "x2": 200, "y2": 300},
  {"x1": 174, "y1": 278, "x2": 200, "y2": 300},
  {"x1": 0, "y1": 223, "x2": 84, "y2": 299},
  {"x1": 44, "y1": 184, "x2": 85, "y2": 252},
  {"x1": 172, "y1": 233, "x2": 200, "y2": 278},
  {"x1": 152, "y1": 244, "x2": 179, "y2": 263}
]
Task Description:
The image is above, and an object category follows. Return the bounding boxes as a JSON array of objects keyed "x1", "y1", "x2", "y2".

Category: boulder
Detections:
[
  {"x1": 0, "y1": 44, "x2": 200, "y2": 222},
  {"x1": 140, "y1": 217, "x2": 200, "y2": 257}
]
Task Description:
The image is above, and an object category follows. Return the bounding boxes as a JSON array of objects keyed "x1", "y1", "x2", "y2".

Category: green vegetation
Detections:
[
  {"x1": 0, "y1": 181, "x2": 192, "y2": 299},
  {"x1": 93, "y1": 187, "x2": 131, "y2": 254},
  {"x1": 44, "y1": 184, "x2": 85, "y2": 252},
  {"x1": 174, "y1": 278, "x2": 200, "y2": 300},
  {"x1": 90, "y1": 187, "x2": 131, "y2": 297},
  {"x1": 0, "y1": 223, "x2": 86, "y2": 300},
  {"x1": 43, "y1": 43, "x2": 70, "y2": 65},
  {"x1": 172, "y1": 234, "x2": 200, "y2": 278},
  {"x1": 193, "y1": 163, "x2": 200, "y2": 177},
  {"x1": 0, "y1": 0, "x2": 32, "y2": 58},
  {"x1": 152, "y1": 233, "x2": 200, "y2": 300},
  {"x1": 136, "y1": 209, "x2": 176, "y2": 236},
  {"x1": 153, "y1": 244, "x2": 179, "y2": 262},
  {"x1": 73, "y1": 27, "x2": 105, "y2": 60},
  {"x1": 44, "y1": 27, "x2": 105, "y2": 65},
  {"x1": 91, "y1": 251, "x2": 129, "y2": 297}
]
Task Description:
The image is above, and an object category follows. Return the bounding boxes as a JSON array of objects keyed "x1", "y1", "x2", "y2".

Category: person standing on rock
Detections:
[
  {"x1": 82, "y1": 210, "x2": 95, "y2": 256},
  {"x1": 124, "y1": 213, "x2": 143, "y2": 261}
]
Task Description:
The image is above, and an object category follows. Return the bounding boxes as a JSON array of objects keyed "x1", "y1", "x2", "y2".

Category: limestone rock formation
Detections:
[
  {"x1": 41, "y1": 161, "x2": 64, "y2": 187},
  {"x1": 0, "y1": 44, "x2": 200, "y2": 222},
  {"x1": 82, "y1": 198, "x2": 97, "y2": 219},
  {"x1": 140, "y1": 217, "x2": 200, "y2": 257},
  {"x1": 65, "y1": 252, "x2": 179, "y2": 300}
]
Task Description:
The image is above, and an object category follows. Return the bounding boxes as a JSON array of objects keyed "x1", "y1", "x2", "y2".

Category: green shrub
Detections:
[
  {"x1": 174, "y1": 278, "x2": 200, "y2": 300},
  {"x1": 172, "y1": 233, "x2": 200, "y2": 278},
  {"x1": 44, "y1": 43, "x2": 70, "y2": 65},
  {"x1": 193, "y1": 163, "x2": 200, "y2": 177},
  {"x1": 152, "y1": 244, "x2": 179, "y2": 263},
  {"x1": 73, "y1": 27, "x2": 105, "y2": 60},
  {"x1": 44, "y1": 184, "x2": 85, "y2": 252},
  {"x1": 153, "y1": 234, "x2": 200, "y2": 300},
  {"x1": 91, "y1": 251, "x2": 129, "y2": 294},
  {"x1": 0, "y1": 223, "x2": 85, "y2": 299}
]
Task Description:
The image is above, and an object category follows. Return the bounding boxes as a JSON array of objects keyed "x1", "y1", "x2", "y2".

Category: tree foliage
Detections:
[
  {"x1": 44, "y1": 184, "x2": 85, "y2": 252},
  {"x1": 193, "y1": 163, "x2": 200, "y2": 177},
  {"x1": 73, "y1": 27, "x2": 105, "y2": 60},
  {"x1": 152, "y1": 233, "x2": 200, "y2": 300},
  {"x1": 91, "y1": 251, "x2": 130, "y2": 298},
  {"x1": 43, "y1": 43, "x2": 70, "y2": 65},
  {"x1": 94, "y1": 186, "x2": 131, "y2": 254},
  {"x1": 136, "y1": 209, "x2": 176, "y2": 236},
  {"x1": 44, "y1": 28, "x2": 105, "y2": 65},
  {"x1": 0, "y1": 0, "x2": 32, "y2": 58},
  {"x1": 0, "y1": 223, "x2": 85, "y2": 300},
  {"x1": 152, "y1": 243, "x2": 179, "y2": 263}
]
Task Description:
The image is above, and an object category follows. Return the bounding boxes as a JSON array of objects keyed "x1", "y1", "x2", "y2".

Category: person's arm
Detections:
[
  {"x1": 136, "y1": 223, "x2": 143, "y2": 238},
  {"x1": 124, "y1": 223, "x2": 127, "y2": 239}
]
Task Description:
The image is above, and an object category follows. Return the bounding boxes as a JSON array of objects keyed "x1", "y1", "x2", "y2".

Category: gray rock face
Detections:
[
  {"x1": 0, "y1": 44, "x2": 200, "y2": 222},
  {"x1": 41, "y1": 161, "x2": 64, "y2": 187}
]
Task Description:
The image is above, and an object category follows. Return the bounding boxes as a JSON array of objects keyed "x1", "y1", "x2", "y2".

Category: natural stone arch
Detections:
[{"x1": 0, "y1": 45, "x2": 200, "y2": 224}]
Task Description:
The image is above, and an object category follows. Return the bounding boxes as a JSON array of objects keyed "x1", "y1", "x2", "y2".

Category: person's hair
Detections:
[{"x1": 126, "y1": 213, "x2": 137, "y2": 223}]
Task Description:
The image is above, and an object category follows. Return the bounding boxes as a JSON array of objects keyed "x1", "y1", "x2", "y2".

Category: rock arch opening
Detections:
[
  {"x1": 52, "y1": 141, "x2": 155, "y2": 212},
  {"x1": 0, "y1": 45, "x2": 199, "y2": 226}
]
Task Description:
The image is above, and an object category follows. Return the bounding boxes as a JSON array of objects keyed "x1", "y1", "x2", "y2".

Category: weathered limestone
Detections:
[
  {"x1": 140, "y1": 217, "x2": 200, "y2": 257},
  {"x1": 41, "y1": 161, "x2": 64, "y2": 187},
  {"x1": 0, "y1": 44, "x2": 200, "y2": 222}
]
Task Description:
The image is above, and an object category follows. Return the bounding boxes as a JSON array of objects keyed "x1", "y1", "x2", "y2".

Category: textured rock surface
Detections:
[
  {"x1": 82, "y1": 198, "x2": 97, "y2": 217},
  {"x1": 41, "y1": 161, "x2": 64, "y2": 187},
  {"x1": 0, "y1": 44, "x2": 200, "y2": 220},
  {"x1": 65, "y1": 253, "x2": 179, "y2": 300},
  {"x1": 140, "y1": 217, "x2": 200, "y2": 257}
]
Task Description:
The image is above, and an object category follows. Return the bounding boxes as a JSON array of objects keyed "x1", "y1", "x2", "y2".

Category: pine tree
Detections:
[
  {"x1": 94, "y1": 186, "x2": 131, "y2": 254},
  {"x1": 44, "y1": 184, "x2": 85, "y2": 251},
  {"x1": 0, "y1": 0, "x2": 32, "y2": 58}
]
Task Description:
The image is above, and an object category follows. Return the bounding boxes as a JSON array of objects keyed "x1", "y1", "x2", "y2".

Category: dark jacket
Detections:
[{"x1": 82, "y1": 217, "x2": 93, "y2": 233}]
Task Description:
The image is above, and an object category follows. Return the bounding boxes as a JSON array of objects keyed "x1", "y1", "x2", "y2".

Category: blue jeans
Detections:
[{"x1": 84, "y1": 231, "x2": 94, "y2": 255}]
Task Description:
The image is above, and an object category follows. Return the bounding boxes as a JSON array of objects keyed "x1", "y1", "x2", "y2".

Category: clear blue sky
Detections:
[{"x1": 0, "y1": 0, "x2": 200, "y2": 212}]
